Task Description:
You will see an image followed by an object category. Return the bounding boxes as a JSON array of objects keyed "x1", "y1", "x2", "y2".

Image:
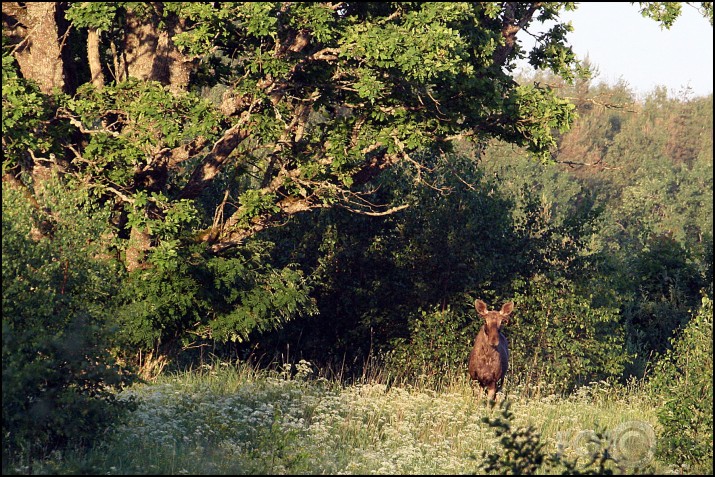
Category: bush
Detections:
[
  {"x1": 2, "y1": 180, "x2": 137, "y2": 465},
  {"x1": 509, "y1": 275, "x2": 631, "y2": 395},
  {"x1": 384, "y1": 305, "x2": 472, "y2": 387},
  {"x1": 649, "y1": 295, "x2": 713, "y2": 474},
  {"x1": 479, "y1": 400, "x2": 617, "y2": 475}
]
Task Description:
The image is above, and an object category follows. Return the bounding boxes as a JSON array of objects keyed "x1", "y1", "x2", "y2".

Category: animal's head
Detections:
[{"x1": 475, "y1": 299, "x2": 513, "y2": 347}]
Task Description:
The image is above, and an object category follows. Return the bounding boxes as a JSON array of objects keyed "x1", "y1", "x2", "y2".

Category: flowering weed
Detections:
[{"x1": 23, "y1": 360, "x2": 672, "y2": 474}]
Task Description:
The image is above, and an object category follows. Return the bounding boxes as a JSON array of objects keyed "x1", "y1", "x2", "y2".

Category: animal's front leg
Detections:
[{"x1": 487, "y1": 385, "x2": 496, "y2": 401}]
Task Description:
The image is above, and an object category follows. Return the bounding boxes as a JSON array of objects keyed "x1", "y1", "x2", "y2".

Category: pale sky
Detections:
[{"x1": 518, "y1": 2, "x2": 714, "y2": 99}]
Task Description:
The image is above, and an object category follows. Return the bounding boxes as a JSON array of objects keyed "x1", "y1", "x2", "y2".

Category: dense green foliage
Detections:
[
  {"x1": 2, "y1": 1, "x2": 585, "y2": 356},
  {"x1": 255, "y1": 86, "x2": 712, "y2": 394},
  {"x1": 2, "y1": 1, "x2": 712, "y2": 470},
  {"x1": 508, "y1": 276, "x2": 629, "y2": 394},
  {"x1": 650, "y1": 296, "x2": 713, "y2": 474},
  {"x1": 1, "y1": 54, "x2": 58, "y2": 166},
  {"x1": 114, "y1": 238, "x2": 316, "y2": 349},
  {"x1": 2, "y1": 180, "x2": 136, "y2": 461}
]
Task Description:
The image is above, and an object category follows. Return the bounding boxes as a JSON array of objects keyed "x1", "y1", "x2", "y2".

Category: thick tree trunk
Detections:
[
  {"x1": 118, "y1": 4, "x2": 192, "y2": 92},
  {"x1": 2, "y1": 2, "x2": 69, "y2": 94},
  {"x1": 87, "y1": 28, "x2": 105, "y2": 89}
]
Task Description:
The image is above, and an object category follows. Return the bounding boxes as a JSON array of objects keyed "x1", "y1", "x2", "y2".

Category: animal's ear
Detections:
[
  {"x1": 475, "y1": 299, "x2": 488, "y2": 315},
  {"x1": 500, "y1": 301, "x2": 514, "y2": 316}
]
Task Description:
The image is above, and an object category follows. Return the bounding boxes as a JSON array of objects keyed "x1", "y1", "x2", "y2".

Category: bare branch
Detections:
[
  {"x1": 556, "y1": 159, "x2": 622, "y2": 170},
  {"x1": 56, "y1": 107, "x2": 121, "y2": 137},
  {"x1": 162, "y1": 136, "x2": 211, "y2": 168},
  {"x1": 392, "y1": 135, "x2": 449, "y2": 193},
  {"x1": 309, "y1": 47, "x2": 341, "y2": 62},
  {"x1": 338, "y1": 203, "x2": 409, "y2": 216},
  {"x1": 562, "y1": 95, "x2": 639, "y2": 112},
  {"x1": 493, "y1": 2, "x2": 542, "y2": 67},
  {"x1": 105, "y1": 185, "x2": 136, "y2": 203}
]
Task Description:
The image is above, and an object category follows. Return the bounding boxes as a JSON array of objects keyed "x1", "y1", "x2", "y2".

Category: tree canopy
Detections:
[
  {"x1": 3, "y1": 0, "x2": 712, "y2": 356},
  {"x1": 3, "y1": 2, "x2": 587, "y2": 254},
  {"x1": 2, "y1": 2, "x2": 592, "y2": 344}
]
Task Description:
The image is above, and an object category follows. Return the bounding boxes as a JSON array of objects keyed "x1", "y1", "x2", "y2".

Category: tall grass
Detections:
[{"x1": 5, "y1": 359, "x2": 675, "y2": 475}]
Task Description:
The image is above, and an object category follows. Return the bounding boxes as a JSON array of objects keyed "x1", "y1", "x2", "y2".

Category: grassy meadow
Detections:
[{"x1": 9, "y1": 359, "x2": 681, "y2": 475}]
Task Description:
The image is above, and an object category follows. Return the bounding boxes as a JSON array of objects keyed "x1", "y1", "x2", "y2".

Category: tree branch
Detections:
[
  {"x1": 177, "y1": 102, "x2": 258, "y2": 200},
  {"x1": 493, "y1": 2, "x2": 542, "y2": 67},
  {"x1": 56, "y1": 107, "x2": 121, "y2": 137}
]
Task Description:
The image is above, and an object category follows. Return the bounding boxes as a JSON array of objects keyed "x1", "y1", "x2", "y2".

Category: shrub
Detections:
[
  {"x1": 509, "y1": 274, "x2": 631, "y2": 395},
  {"x1": 384, "y1": 305, "x2": 472, "y2": 387},
  {"x1": 2, "y1": 180, "x2": 137, "y2": 465},
  {"x1": 480, "y1": 400, "x2": 618, "y2": 475},
  {"x1": 649, "y1": 295, "x2": 713, "y2": 474}
]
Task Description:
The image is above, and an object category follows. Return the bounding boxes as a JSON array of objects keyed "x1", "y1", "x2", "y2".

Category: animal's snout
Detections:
[{"x1": 485, "y1": 325, "x2": 502, "y2": 347}]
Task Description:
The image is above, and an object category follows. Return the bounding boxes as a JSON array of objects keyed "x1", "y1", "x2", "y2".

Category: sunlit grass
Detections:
[{"x1": 9, "y1": 359, "x2": 678, "y2": 475}]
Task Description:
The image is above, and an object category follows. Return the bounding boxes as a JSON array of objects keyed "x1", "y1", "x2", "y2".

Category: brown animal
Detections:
[{"x1": 468, "y1": 299, "x2": 513, "y2": 400}]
